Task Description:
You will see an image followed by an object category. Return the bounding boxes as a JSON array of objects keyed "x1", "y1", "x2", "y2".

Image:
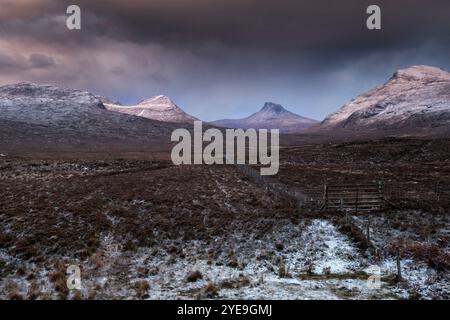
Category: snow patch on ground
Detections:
[{"x1": 3, "y1": 218, "x2": 443, "y2": 299}]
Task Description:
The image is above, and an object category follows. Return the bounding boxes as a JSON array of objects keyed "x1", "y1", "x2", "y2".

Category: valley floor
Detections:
[{"x1": 1, "y1": 138, "x2": 449, "y2": 299}]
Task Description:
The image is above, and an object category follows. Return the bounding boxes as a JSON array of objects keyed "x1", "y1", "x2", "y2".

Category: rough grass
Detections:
[
  {"x1": 0, "y1": 160, "x2": 298, "y2": 263},
  {"x1": 389, "y1": 240, "x2": 450, "y2": 271},
  {"x1": 1, "y1": 138, "x2": 450, "y2": 299}
]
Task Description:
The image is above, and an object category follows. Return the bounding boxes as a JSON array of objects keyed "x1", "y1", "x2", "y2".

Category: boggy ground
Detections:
[{"x1": 0, "y1": 137, "x2": 449, "y2": 299}]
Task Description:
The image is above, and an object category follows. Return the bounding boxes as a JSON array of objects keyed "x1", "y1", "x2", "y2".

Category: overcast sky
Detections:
[{"x1": 0, "y1": 0, "x2": 449, "y2": 121}]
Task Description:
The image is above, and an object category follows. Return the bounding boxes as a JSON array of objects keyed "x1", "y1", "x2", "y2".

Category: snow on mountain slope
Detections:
[
  {"x1": 0, "y1": 82, "x2": 178, "y2": 144},
  {"x1": 0, "y1": 82, "x2": 105, "y2": 124},
  {"x1": 104, "y1": 95, "x2": 198, "y2": 123},
  {"x1": 211, "y1": 102, "x2": 318, "y2": 133},
  {"x1": 313, "y1": 65, "x2": 450, "y2": 136}
]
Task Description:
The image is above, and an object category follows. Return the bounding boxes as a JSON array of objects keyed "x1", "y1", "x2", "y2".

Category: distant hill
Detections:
[{"x1": 211, "y1": 102, "x2": 318, "y2": 133}]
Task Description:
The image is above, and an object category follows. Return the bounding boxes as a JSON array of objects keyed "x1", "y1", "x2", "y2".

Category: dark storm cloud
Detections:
[
  {"x1": 0, "y1": 52, "x2": 56, "y2": 71},
  {"x1": 3, "y1": 0, "x2": 449, "y2": 53},
  {"x1": 0, "y1": 53, "x2": 28, "y2": 71},
  {"x1": 0, "y1": 0, "x2": 51, "y2": 21},
  {"x1": 0, "y1": 0, "x2": 449, "y2": 121},
  {"x1": 54, "y1": 0, "x2": 450, "y2": 52},
  {"x1": 29, "y1": 53, "x2": 56, "y2": 69}
]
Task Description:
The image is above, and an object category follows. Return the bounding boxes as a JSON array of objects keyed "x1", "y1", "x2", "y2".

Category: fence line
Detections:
[
  {"x1": 322, "y1": 182, "x2": 385, "y2": 212},
  {"x1": 229, "y1": 159, "x2": 389, "y2": 213}
]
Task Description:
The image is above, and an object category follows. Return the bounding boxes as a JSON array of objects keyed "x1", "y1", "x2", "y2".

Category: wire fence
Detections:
[{"x1": 232, "y1": 160, "x2": 450, "y2": 213}]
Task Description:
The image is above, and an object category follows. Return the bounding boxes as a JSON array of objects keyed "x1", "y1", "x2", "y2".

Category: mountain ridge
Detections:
[
  {"x1": 0, "y1": 82, "x2": 183, "y2": 153},
  {"x1": 308, "y1": 65, "x2": 450, "y2": 137},
  {"x1": 103, "y1": 95, "x2": 198, "y2": 124}
]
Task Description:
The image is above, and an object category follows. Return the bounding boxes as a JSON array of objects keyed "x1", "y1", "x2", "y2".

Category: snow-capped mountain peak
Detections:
[
  {"x1": 391, "y1": 65, "x2": 450, "y2": 82},
  {"x1": 0, "y1": 82, "x2": 176, "y2": 142},
  {"x1": 104, "y1": 95, "x2": 198, "y2": 123},
  {"x1": 138, "y1": 95, "x2": 173, "y2": 107},
  {"x1": 311, "y1": 65, "x2": 450, "y2": 137}
]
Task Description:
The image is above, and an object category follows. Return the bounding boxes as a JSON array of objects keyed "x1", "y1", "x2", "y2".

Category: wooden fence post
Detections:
[
  {"x1": 378, "y1": 181, "x2": 384, "y2": 209},
  {"x1": 366, "y1": 218, "x2": 370, "y2": 243},
  {"x1": 396, "y1": 246, "x2": 402, "y2": 281},
  {"x1": 435, "y1": 181, "x2": 440, "y2": 201},
  {"x1": 355, "y1": 188, "x2": 359, "y2": 214},
  {"x1": 323, "y1": 184, "x2": 328, "y2": 209}
]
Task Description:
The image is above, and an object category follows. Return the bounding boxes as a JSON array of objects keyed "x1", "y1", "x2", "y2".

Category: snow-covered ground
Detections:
[{"x1": 3, "y1": 218, "x2": 439, "y2": 299}]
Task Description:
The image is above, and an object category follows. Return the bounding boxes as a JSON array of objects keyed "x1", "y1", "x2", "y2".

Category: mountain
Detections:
[
  {"x1": 211, "y1": 102, "x2": 318, "y2": 133},
  {"x1": 309, "y1": 65, "x2": 450, "y2": 137},
  {"x1": 0, "y1": 82, "x2": 180, "y2": 154},
  {"x1": 103, "y1": 95, "x2": 198, "y2": 123}
]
